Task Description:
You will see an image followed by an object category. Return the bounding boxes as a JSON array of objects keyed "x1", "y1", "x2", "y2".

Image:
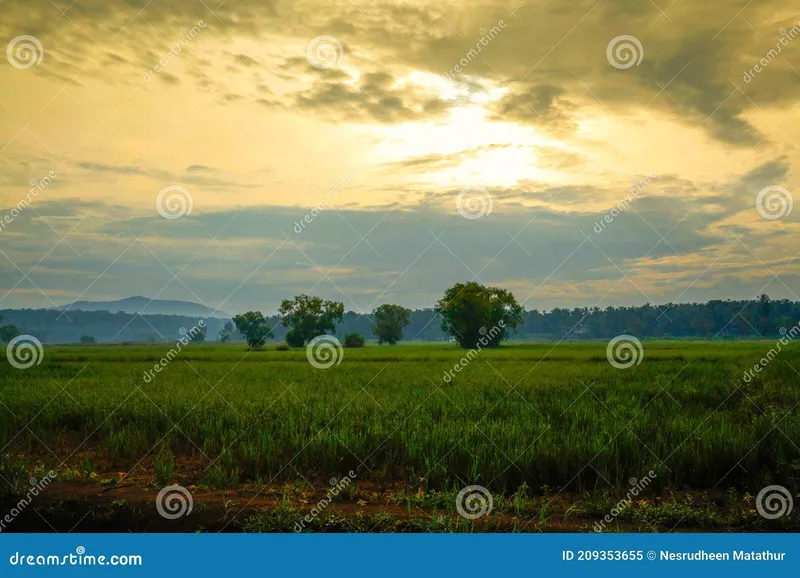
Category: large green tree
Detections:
[
  {"x1": 372, "y1": 304, "x2": 411, "y2": 345},
  {"x1": 278, "y1": 295, "x2": 344, "y2": 345},
  {"x1": 232, "y1": 311, "x2": 274, "y2": 349},
  {"x1": 434, "y1": 282, "x2": 523, "y2": 348}
]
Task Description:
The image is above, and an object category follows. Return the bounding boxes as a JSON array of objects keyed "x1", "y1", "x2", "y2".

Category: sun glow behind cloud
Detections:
[{"x1": 373, "y1": 74, "x2": 568, "y2": 191}]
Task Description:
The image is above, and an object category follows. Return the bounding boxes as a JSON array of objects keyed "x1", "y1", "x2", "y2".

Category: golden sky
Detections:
[{"x1": 0, "y1": 0, "x2": 798, "y2": 313}]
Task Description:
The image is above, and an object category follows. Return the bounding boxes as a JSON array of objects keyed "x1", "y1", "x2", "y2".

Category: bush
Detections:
[
  {"x1": 285, "y1": 329, "x2": 305, "y2": 348},
  {"x1": 275, "y1": 343, "x2": 290, "y2": 351},
  {"x1": 189, "y1": 325, "x2": 207, "y2": 343},
  {"x1": 0, "y1": 324, "x2": 20, "y2": 344},
  {"x1": 79, "y1": 335, "x2": 96, "y2": 344},
  {"x1": 344, "y1": 332, "x2": 366, "y2": 348}
]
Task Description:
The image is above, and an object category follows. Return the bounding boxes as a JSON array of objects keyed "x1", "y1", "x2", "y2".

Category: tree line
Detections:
[{"x1": 1, "y1": 288, "x2": 797, "y2": 347}]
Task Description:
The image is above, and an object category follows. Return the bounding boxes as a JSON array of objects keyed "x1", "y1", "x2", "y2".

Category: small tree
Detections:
[
  {"x1": 435, "y1": 281, "x2": 523, "y2": 349},
  {"x1": 285, "y1": 329, "x2": 305, "y2": 348},
  {"x1": 189, "y1": 325, "x2": 207, "y2": 343},
  {"x1": 218, "y1": 321, "x2": 234, "y2": 343},
  {"x1": 372, "y1": 304, "x2": 411, "y2": 345},
  {"x1": 232, "y1": 311, "x2": 274, "y2": 349},
  {"x1": 278, "y1": 294, "x2": 344, "y2": 345},
  {"x1": 344, "y1": 332, "x2": 366, "y2": 348},
  {"x1": 79, "y1": 335, "x2": 96, "y2": 344},
  {"x1": 0, "y1": 323, "x2": 21, "y2": 344}
]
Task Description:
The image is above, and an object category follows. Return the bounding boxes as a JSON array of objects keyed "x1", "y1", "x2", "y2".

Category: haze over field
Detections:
[{"x1": 1, "y1": 0, "x2": 799, "y2": 315}]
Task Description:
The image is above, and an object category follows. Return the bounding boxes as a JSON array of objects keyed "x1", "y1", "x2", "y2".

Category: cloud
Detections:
[
  {"x1": 488, "y1": 83, "x2": 576, "y2": 135},
  {"x1": 2, "y1": 194, "x2": 796, "y2": 313},
  {"x1": 293, "y1": 71, "x2": 452, "y2": 124},
  {"x1": 1, "y1": 0, "x2": 799, "y2": 315},
  {"x1": 73, "y1": 160, "x2": 259, "y2": 189},
  {"x1": 77, "y1": 162, "x2": 146, "y2": 176},
  {"x1": 185, "y1": 165, "x2": 218, "y2": 173},
  {"x1": 3, "y1": 0, "x2": 797, "y2": 142}
]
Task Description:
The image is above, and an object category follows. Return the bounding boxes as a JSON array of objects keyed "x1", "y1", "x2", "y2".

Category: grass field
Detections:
[{"x1": 1, "y1": 340, "x2": 798, "y2": 532}]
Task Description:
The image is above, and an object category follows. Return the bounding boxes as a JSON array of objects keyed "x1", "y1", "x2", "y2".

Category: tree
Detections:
[
  {"x1": 372, "y1": 304, "x2": 411, "y2": 345},
  {"x1": 0, "y1": 323, "x2": 21, "y2": 343},
  {"x1": 232, "y1": 311, "x2": 274, "y2": 349},
  {"x1": 434, "y1": 281, "x2": 523, "y2": 349},
  {"x1": 79, "y1": 335, "x2": 96, "y2": 344},
  {"x1": 344, "y1": 332, "x2": 365, "y2": 348},
  {"x1": 757, "y1": 293, "x2": 773, "y2": 335},
  {"x1": 278, "y1": 294, "x2": 344, "y2": 345},
  {"x1": 189, "y1": 324, "x2": 207, "y2": 343},
  {"x1": 218, "y1": 321, "x2": 235, "y2": 343},
  {"x1": 285, "y1": 329, "x2": 305, "y2": 348}
]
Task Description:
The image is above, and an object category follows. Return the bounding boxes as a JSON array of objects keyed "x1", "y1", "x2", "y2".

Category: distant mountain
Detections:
[{"x1": 55, "y1": 296, "x2": 230, "y2": 318}]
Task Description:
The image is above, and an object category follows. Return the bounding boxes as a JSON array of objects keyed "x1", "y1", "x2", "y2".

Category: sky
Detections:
[{"x1": 0, "y1": 0, "x2": 798, "y2": 315}]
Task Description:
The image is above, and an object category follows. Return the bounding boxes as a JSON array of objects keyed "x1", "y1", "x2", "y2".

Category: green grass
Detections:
[{"x1": 1, "y1": 340, "x2": 798, "y2": 496}]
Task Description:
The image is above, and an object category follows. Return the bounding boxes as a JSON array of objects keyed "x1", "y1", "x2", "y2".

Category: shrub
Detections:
[
  {"x1": 285, "y1": 329, "x2": 305, "y2": 348},
  {"x1": 189, "y1": 325, "x2": 207, "y2": 343},
  {"x1": 344, "y1": 332, "x2": 365, "y2": 348},
  {"x1": 275, "y1": 343, "x2": 291, "y2": 351},
  {"x1": 0, "y1": 323, "x2": 21, "y2": 344}
]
